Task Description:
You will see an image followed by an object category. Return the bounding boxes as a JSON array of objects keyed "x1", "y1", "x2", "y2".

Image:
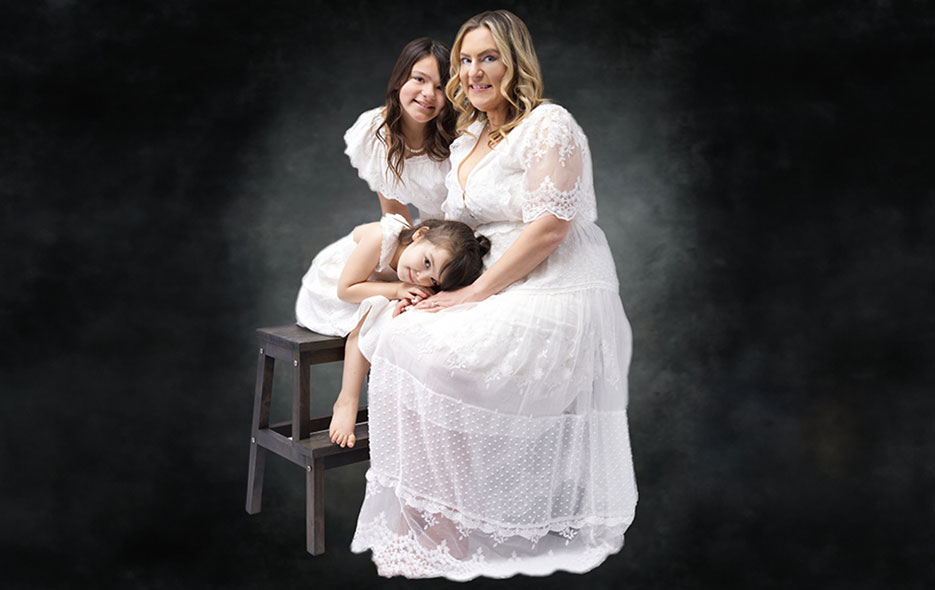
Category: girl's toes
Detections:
[{"x1": 347, "y1": 434, "x2": 356, "y2": 448}]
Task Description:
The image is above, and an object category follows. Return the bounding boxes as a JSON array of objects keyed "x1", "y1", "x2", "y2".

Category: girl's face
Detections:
[
  {"x1": 398, "y1": 55, "x2": 446, "y2": 126},
  {"x1": 396, "y1": 231, "x2": 452, "y2": 287},
  {"x1": 459, "y1": 26, "x2": 508, "y2": 121}
]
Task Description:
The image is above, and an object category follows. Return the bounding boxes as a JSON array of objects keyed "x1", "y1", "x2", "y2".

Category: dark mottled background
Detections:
[{"x1": 2, "y1": 1, "x2": 933, "y2": 588}]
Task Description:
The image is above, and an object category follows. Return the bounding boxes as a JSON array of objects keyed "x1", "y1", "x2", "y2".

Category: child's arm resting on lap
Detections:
[{"x1": 336, "y1": 222, "x2": 432, "y2": 303}]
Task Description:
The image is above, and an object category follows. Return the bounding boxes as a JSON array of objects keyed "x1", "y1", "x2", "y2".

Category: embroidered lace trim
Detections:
[{"x1": 365, "y1": 471, "x2": 633, "y2": 543}]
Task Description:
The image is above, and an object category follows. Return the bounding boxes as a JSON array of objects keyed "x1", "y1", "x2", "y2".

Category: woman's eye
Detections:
[
  {"x1": 460, "y1": 57, "x2": 470, "y2": 64},
  {"x1": 431, "y1": 278, "x2": 439, "y2": 287},
  {"x1": 414, "y1": 76, "x2": 424, "y2": 82},
  {"x1": 423, "y1": 257, "x2": 431, "y2": 269},
  {"x1": 484, "y1": 55, "x2": 497, "y2": 63}
]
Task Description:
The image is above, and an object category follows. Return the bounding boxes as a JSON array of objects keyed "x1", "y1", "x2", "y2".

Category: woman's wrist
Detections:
[{"x1": 464, "y1": 280, "x2": 493, "y2": 303}]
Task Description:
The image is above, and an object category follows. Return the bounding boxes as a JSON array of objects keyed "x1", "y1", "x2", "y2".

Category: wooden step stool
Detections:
[{"x1": 245, "y1": 325, "x2": 370, "y2": 555}]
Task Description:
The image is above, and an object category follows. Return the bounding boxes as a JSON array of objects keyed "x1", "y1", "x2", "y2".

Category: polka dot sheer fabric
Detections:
[{"x1": 352, "y1": 104, "x2": 637, "y2": 580}]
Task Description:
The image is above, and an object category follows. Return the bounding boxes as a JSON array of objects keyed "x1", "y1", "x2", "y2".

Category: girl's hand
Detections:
[
  {"x1": 414, "y1": 285, "x2": 485, "y2": 312},
  {"x1": 395, "y1": 282, "x2": 432, "y2": 303},
  {"x1": 392, "y1": 298, "x2": 411, "y2": 317}
]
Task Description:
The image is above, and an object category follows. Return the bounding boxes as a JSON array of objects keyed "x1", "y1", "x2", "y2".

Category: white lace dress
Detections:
[
  {"x1": 294, "y1": 214, "x2": 409, "y2": 336},
  {"x1": 294, "y1": 107, "x2": 449, "y2": 335},
  {"x1": 350, "y1": 103, "x2": 638, "y2": 580}
]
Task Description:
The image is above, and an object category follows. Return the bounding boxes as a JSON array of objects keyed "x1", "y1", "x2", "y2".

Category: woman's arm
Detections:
[
  {"x1": 377, "y1": 192, "x2": 414, "y2": 225},
  {"x1": 337, "y1": 222, "x2": 431, "y2": 303},
  {"x1": 412, "y1": 106, "x2": 586, "y2": 312},
  {"x1": 413, "y1": 214, "x2": 570, "y2": 311}
]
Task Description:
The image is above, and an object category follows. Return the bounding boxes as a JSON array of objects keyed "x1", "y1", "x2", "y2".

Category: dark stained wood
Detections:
[
  {"x1": 306, "y1": 457, "x2": 326, "y2": 555},
  {"x1": 256, "y1": 325, "x2": 346, "y2": 354},
  {"x1": 246, "y1": 324, "x2": 371, "y2": 555},
  {"x1": 254, "y1": 352, "x2": 275, "y2": 430},
  {"x1": 246, "y1": 349, "x2": 276, "y2": 514},
  {"x1": 323, "y1": 446, "x2": 370, "y2": 470},
  {"x1": 296, "y1": 422, "x2": 370, "y2": 458},
  {"x1": 255, "y1": 428, "x2": 308, "y2": 467},
  {"x1": 245, "y1": 441, "x2": 266, "y2": 514},
  {"x1": 292, "y1": 351, "x2": 311, "y2": 442}
]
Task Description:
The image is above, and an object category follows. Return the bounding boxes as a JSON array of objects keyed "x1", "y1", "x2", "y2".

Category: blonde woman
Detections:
[{"x1": 350, "y1": 10, "x2": 637, "y2": 580}]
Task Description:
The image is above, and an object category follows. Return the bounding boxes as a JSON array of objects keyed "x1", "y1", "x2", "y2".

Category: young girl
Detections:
[
  {"x1": 346, "y1": 36, "x2": 456, "y2": 223},
  {"x1": 295, "y1": 36, "x2": 456, "y2": 334},
  {"x1": 325, "y1": 216, "x2": 491, "y2": 448}
]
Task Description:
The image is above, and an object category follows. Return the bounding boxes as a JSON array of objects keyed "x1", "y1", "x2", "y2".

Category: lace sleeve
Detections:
[{"x1": 520, "y1": 106, "x2": 587, "y2": 223}]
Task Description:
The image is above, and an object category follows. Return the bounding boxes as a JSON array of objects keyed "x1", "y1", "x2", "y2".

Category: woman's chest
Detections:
[
  {"x1": 445, "y1": 149, "x2": 526, "y2": 223},
  {"x1": 456, "y1": 140, "x2": 492, "y2": 190}
]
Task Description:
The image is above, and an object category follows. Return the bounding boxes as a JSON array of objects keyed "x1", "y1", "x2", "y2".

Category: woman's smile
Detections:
[{"x1": 458, "y1": 26, "x2": 508, "y2": 124}]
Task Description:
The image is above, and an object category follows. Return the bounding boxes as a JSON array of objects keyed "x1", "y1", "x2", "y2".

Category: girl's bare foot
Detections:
[{"x1": 329, "y1": 394, "x2": 358, "y2": 448}]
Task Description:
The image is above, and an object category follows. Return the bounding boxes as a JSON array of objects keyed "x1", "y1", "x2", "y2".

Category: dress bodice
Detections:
[
  {"x1": 441, "y1": 103, "x2": 597, "y2": 228},
  {"x1": 345, "y1": 107, "x2": 450, "y2": 220}
]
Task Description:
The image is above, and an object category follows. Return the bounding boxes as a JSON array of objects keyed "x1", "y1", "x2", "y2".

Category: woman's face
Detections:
[
  {"x1": 459, "y1": 26, "x2": 508, "y2": 122},
  {"x1": 398, "y1": 55, "x2": 446, "y2": 127}
]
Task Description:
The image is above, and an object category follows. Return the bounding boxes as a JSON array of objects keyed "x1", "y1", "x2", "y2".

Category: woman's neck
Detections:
[{"x1": 486, "y1": 106, "x2": 508, "y2": 130}]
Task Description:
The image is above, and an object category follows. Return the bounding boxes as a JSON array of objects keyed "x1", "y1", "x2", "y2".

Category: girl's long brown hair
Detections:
[{"x1": 378, "y1": 38, "x2": 457, "y2": 184}]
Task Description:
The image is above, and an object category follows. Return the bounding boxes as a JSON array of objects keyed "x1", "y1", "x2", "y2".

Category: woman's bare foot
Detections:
[{"x1": 329, "y1": 393, "x2": 359, "y2": 448}]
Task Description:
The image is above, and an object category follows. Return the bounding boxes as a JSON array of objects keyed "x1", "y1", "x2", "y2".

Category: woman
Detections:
[{"x1": 351, "y1": 11, "x2": 637, "y2": 580}]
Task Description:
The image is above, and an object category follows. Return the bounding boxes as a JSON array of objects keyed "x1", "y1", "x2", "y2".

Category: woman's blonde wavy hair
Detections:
[{"x1": 445, "y1": 10, "x2": 545, "y2": 146}]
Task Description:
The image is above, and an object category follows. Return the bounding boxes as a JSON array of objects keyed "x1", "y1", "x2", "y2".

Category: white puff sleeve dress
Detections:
[
  {"x1": 294, "y1": 107, "x2": 449, "y2": 336},
  {"x1": 343, "y1": 107, "x2": 450, "y2": 221},
  {"x1": 350, "y1": 104, "x2": 638, "y2": 580}
]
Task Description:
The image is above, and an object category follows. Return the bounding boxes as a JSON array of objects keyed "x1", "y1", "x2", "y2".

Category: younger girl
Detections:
[
  {"x1": 295, "y1": 36, "x2": 456, "y2": 334},
  {"x1": 325, "y1": 215, "x2": 491, "y2": 448}
]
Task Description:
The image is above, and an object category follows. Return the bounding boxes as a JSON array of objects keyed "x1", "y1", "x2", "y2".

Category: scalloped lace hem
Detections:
[
  {"x1": 351, "y1": 510, "x2": 622, "y2": 581},
  {"x1": 365, "y1": 471, "x2": 634, "y2": 543}
]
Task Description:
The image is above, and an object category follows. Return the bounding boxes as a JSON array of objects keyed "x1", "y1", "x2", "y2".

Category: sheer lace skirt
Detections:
[{"x1": 352, "y1": 220, "x2": 637, "y2": 579}]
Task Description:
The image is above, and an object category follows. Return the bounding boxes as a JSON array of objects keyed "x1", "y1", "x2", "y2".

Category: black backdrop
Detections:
[{"x1": 2, "y1": 1, "x2": 933, "y2": 588}]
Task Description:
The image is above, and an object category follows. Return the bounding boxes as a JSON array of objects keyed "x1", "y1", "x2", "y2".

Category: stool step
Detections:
[
  {"x1": 257, "y1": 325, "x2": 346, "y2": 353},
  {"x1": 247, "y1": 324, "x2": 367, "y2": 556},
  {"x1": 257, "y1": 417, "x2": 369, "y2": 467},
  {"x1": 297, "y1": 422, "x2": 370, "y2": 458}
]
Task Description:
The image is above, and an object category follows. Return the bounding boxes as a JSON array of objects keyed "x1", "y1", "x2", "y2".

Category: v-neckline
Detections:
[{"x1": 456, "y1": 125, "x2": 496, "y2": 192}]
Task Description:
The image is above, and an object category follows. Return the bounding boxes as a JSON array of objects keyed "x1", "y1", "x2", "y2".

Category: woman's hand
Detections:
[
  {"x1": 395, "y1": 282, "x2": 433, "y2": 303},
  {"x1": 413, "y1": 284, "x2": 485, "y2": 313}
]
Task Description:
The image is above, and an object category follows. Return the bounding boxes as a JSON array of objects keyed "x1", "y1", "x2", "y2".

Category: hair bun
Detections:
[{"x1": 475, "y1": 233, "x2": 491, "y2": 257}]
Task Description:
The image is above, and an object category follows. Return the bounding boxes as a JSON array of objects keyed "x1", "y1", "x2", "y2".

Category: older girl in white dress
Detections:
[
  {"x1": 295, "y1": 37, "x2": 456, "y2": 336},
  {"x1": 350, "y1": 11, "x2": 638, "y2": 580}
]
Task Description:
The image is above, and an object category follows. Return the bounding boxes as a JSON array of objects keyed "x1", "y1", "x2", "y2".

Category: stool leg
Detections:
[
  {"x1": 246, "y1": 352, "x2": 275, "y2": 514},
  {"x1": 306, "y1": 457, "x2": 326, "y2": 555},
  {"x1": 245, "y1": 442, "x2": 267, "y2": 515},
  {"x1": 292, "y1": 351, "x2": 310, "y2": 441}
]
